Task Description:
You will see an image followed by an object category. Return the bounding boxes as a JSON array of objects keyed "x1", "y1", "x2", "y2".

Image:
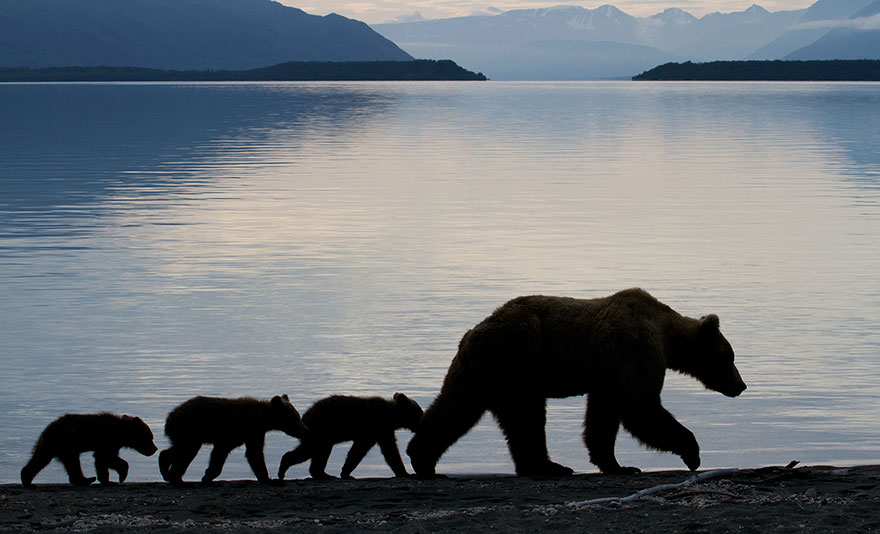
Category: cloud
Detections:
[{"x1": 796, "y1": 13, "x2": 880, "y2": 31}]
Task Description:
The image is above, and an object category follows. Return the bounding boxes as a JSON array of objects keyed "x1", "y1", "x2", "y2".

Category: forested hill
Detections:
[
  {"x1": 633, "y1": 60, "x2": 880, "y2": 81},
  {"x1": 0, "y1": 60, "x2": 487, "y2": 82},
  {"x1": 0, "y1": 0, "x2": 412, "y2": 70}
]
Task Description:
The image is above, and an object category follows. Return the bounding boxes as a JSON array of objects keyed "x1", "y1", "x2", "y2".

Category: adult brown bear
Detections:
[{"x1": 406, "y1": 288, "x2": 746, "y2": 477}]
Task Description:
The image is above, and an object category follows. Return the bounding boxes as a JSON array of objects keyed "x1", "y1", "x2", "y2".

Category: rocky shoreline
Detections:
[{"x1": 2, "y1": 464, "x2": 879, "y2": 532}]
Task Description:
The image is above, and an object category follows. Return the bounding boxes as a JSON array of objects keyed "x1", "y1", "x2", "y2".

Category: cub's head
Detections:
[
  {"x1": 683, "y1": 315, "x2": 747, "y2": 398},
  {"x1": 392, "y1": 392, "x2": 424, "y2": 432},
  {"x1": 122, "y1": 415, "x2": 158, "y2": 456},
  {"x1": 271, "y1": 394, "x2": 310, "y2": 438}
]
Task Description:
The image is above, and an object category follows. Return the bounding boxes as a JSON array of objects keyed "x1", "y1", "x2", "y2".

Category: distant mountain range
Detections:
[
  {"x1": 2, "y1": 0, "x2": 876, "y2": 81},
  {"x1": 373, "y1": 0, "x2": 880, "y2": 80},
  {"x1": 0, "y1": 0, "x2": 412, "y2": 70}
]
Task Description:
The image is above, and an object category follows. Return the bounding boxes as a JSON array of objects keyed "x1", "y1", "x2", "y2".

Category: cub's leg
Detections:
[
  {"x1": 202, "y1": 445, "x2": 233, "y2": 484},
  {"x1": 94, "y1": 451, "x2": 129, "y2": 485},
  {"x1": 340, "y1": 439, "x2": 377, "y2": 479},
  {"x1": 244, "y1": 437, "x2": 276, "y2": 484},
  {"x1": 307, "y1": 440, "x2": 336, "y2": 480},
  {"x1": 167, "y1": 443, "x2": 201, "y2": 486},
  {"x1": 59, "y1": 452, "x2": 96, "y2": 486},
  {"x1": 278, "y1": 444, "x2": 313, "y2": 480},
  {"x1": 377, "y1": 436, "x2": 409, "y2": 477},
  {"x1": 158, "y1": 448, "x2": 175, "y2": 481}
]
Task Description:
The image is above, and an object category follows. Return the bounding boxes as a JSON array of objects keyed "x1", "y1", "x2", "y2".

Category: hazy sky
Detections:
[{"x1": 283, "y1": 1, "x2": 817, "y2": 24}]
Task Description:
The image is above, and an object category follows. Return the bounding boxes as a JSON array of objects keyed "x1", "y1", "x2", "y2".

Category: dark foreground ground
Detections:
[{"x1": 2, "y1": 464, "x2": 879, "y2": 533}]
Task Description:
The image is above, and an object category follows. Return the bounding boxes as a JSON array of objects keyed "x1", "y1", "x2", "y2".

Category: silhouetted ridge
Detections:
[
  {"x1": 0, "y1": 60, "x2": 487, "y2": 82},
  {"x1": 633, "y1": 60, "x2": 880, "y2": 80}
]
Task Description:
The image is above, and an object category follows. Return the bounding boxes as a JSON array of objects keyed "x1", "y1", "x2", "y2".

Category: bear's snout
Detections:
[
  {"x1": 723, "y1": 366, "x2": 747, "y2": 397},
  {"x1": 723, "y1": 382, "x2": 747, "y2": 398}
]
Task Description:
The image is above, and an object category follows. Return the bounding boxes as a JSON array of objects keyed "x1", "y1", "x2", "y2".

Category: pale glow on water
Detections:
[{"x1": 1, "y1": 82, "x2": 879, "y2": 483}]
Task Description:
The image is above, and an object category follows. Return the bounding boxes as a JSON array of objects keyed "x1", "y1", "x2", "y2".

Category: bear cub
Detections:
[
  {"x1": 21, "y1": 413, "x2": 158, "y2": 488},
  {"x1": 278, "y1": 393, "x2": 423, "y2": 480},
  {"x1": 158, "y1": 394, "x2": 309, "y2": 486}
]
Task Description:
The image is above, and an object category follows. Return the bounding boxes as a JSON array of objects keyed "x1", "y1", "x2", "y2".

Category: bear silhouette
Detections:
[
  {"x1": 406, "y1": 288, "x2": 746, "y2": 477},
  {"x1": 21, "y1": 413, "x2": 158, "y2": 488},
  {"x1": 158, "y1": 395, "x2": 309, "y2": 485},
  {"x1": 277, "y1": 393, "x2": 423, "y2": 480}
]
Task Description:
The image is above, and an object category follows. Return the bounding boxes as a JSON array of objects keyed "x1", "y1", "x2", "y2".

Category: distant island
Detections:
[
  {"x1": 633, "y1": 60, "x2": 880, "y2": 81},
  {"x1": 0, "y1": 60, "x2": 487, "y2": 83}
]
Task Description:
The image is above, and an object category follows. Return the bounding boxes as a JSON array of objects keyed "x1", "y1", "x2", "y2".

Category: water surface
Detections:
[{"x1": 1, "y1": 81, "x2": 879, "y2": 483}]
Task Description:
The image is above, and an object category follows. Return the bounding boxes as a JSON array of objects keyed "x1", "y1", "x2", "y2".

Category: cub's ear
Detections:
[
  {"x1": 699, "y1": 314, "x2": 720, "y2": 331},
  {"x1": 393, "y1": 392, "x2": 407, "y2": 403},
  {"x1": 271, "y1": 395, "x2": 284, "y2": 408},
  {"x1": 121, "y1": 415, "x2": 134, "y2": 422},
  {"x1": 281, "y1": 394, "x2": 290, "y2": 402}
]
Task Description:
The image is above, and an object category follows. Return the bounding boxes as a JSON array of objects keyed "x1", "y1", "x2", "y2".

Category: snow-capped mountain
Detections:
[{"x1": 372, "y1": 1, "x2": 874, "y2": 80}]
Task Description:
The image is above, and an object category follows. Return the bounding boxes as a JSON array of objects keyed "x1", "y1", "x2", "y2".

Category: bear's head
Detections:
[
  {"x1": 271, "y1": 394, "x2": 311, "y2": 438},
  {"x1": 679, "y1": 315, "x2": 747, "y2": 398},
  {"x1": 122, "y1": 415, "x2": 158, "y2": 456},
  {"x1": 392, "y1": 392, "x2": 424, "y2": 433}
]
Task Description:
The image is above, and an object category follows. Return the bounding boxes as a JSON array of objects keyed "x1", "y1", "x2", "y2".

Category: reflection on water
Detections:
[{"x1": 1, "y1": 82, "x2": 879, "y2": 483}]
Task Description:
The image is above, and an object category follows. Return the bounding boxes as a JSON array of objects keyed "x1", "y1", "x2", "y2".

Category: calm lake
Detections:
[{"x1": 1, "y1": 81, "x2": 879, "y2": 484}]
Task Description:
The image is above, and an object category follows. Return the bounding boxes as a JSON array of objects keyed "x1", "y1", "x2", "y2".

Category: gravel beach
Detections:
[{"x1": 2, "y1": 464, "x2": 879, "y2": 533}]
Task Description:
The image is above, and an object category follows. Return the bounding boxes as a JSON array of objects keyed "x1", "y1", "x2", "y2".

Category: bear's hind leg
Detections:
[
  {"x1": 406, "y1": 391, "x2": 486, "y2": 478},
  {"x1": 21, "y1": 449, "x2": 53, "y2": 488},
  {"x1": 166, "y1": 442, "x2": 200, "y2": 486},
  {"x1": 621, "y1": 398, "x2": 700, "y2": 471},
  {"x1": 158, "y1": 447, "x2": 174, "y2": 481},
  {"x1": 584, "y1": 392, "x2": 640, "y2": 474},
  {"x1": 492, "y1": 398, "x2": 573, "y2": 477},
  {"x1": 278, "y1": 444, "x2": 312, "y2": 480}
]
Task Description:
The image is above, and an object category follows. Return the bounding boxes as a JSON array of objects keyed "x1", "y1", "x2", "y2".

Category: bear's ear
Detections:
[
  {"x1": 271, "y1": 395, "x2": 283, "y2": 409},
  {"x1": 121, "y1": 415, "x2": 134, "y2": 422},
  {"x1": 393, "y1": 392, "x2": 407, "y2": 403},
  {"x1": 699, "y1": 314, "x2": 720, "y2": 331},
  {"x1": 281, "y1": 394, "x2": 290, "y2": 402}
]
